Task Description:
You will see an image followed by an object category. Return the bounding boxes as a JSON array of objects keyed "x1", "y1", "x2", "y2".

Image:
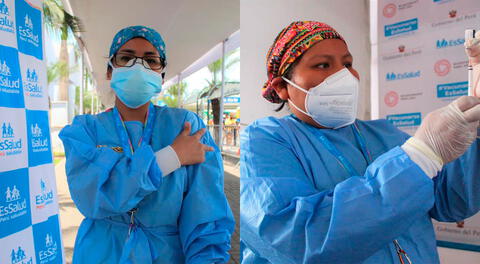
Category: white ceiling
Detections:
[{"x1": 66, "y1": 0, "x2": 239, "y2": 105}]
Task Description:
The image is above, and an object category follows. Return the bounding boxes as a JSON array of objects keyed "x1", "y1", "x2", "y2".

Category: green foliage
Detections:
[
  {"x1": 46, "y1": 61, "x2": 79, "y2": 84},
  {"x1": 207, "y1": 49, "x2": 240, "y2": 85},
  {"x1": 74, "y1": 86, "x2": 100, "y2": 115},
  {"x1": 43, "y1": 0, "x2": 83, "y2": 40},
  {"x1": 160, "y1": 82, "x2": 187, "y2": 107}
]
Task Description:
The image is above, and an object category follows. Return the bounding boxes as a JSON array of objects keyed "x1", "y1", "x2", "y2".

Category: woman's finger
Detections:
[
  {"x1": 193, "y1": 128, "x2": 206, "y2": 139},
  {"x1": 181, "y1": 122, "x2": 191, "y2": 136},
  {"x1": 455, "y1": 96, "x2": 480, "y2": 112},
  {"x1": 203, "y1": 144, "x2": 214, "y2": 152},
  {"x1": 464, "y1": 104, "x2": 480, "y2": 123}
]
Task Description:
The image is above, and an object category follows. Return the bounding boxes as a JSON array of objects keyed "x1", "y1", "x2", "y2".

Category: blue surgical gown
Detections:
[
  {"x1": 59, "y1": 105, "x2": 235, "y2": 264},
  {"x1": 240, "y1": 115, "x2": 480, "y2": 264}
]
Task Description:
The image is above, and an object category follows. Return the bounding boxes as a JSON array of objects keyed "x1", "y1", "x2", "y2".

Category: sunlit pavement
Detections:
[{"x1": 55, "y1": 158, "x2": 240, "y2": 264}]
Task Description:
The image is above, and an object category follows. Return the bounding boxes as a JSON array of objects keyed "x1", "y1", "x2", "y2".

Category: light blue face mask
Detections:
[{"x1": 110, "y1": 63, "x2": 163, "y2": 109}]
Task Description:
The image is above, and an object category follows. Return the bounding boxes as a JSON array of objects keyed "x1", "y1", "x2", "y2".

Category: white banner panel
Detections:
[{"x1": 372, "y1": 0, "x2": 480, "y2": 251}]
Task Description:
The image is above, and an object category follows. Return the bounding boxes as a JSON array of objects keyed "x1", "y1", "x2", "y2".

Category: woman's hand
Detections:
[
  {"x1": 171, "y1": 122, "x2": 214, "y2": 165},
  {"x1": 414, "y1": 96, "x2": 480, "y2": 163},
  {"x1": 465, "y1": 31, "x2": 480, "y2": 66},
  {"x1": 465, "y1": 31, "x2": 480, "y2": 97}
]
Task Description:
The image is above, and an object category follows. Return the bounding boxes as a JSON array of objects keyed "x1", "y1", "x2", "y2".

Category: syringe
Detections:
[{"x1": 466, "y1": 29, "x2": 476, "y2": 96}]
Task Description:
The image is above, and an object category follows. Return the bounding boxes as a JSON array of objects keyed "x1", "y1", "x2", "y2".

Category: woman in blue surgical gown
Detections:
[
  {"x1": 240, "y1": 21, "x2": 480, "y2": 264},
  {"x1": 59, "y1": 26, "x2": 234, "y2": 263}
]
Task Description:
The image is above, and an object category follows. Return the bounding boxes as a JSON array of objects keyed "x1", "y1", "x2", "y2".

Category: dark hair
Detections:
[{"x1": 274, "y1": 53, "x2": 303, "y2": 112}]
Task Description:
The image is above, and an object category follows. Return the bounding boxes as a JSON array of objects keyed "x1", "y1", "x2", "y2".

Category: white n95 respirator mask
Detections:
[{"x1": 282, "y1": 68, "x2": 359, "y2": 129}]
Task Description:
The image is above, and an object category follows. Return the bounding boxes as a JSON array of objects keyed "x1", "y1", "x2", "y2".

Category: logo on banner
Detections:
[
  {"x1": 381, "y1": 45, "x2": 422, "y2": 61},
  {"x1": 26, "y1": 110, "x2": 52, "y2": 166},
  {"x1": 35, "y1": 178, "x2": 53, "y2": 209},
  {"x1": 384, "y1": 18, "x2": 418, "y2": 37},
  {"x1": 30, "y1": 123, "x2": 48, "y2": 153},
  {"x1": 386, "y1": 112, "x2": 422, "y2": 127},
  {"x1": 383, "y1": 3, "x2": 396, "y2": 18},
  {"x1": 15, "y1": 0, "x2": 43, "y2": 59},
  {"x1": 432, "y1": 10, "x2": 476, "y2": 27},
  {"x1": 0, "y1": 185, "x2": 27, "y2": 223},
  {"x1": 434, "y1": 59, "x2": 451, "y2": 76},
  {"x1": 433, "y1": 0, "x2": 455, "y2": 3},
  {"x1": 38, "y1": 233, "x2": 58, "y2": 263},
  {"x1": 382, "y1": 1, "x2": 419, "y2": 18},
  {"x1": 24, "y1": 68, "x2": 42, "y2": 98},
  {"x1": 0, "y1": 0, "x2": 14, "y2": 34},
  {"x1": 0, "y1": 122, "x2": 22, "y2": 157},
  {"x1": 386, "y1": 70, "x2": 421, "y2": 81},
  {"x1": 437, "y1": 81, "x2": 468, "y2": 98},
  {"x1": 224, "y1": 97, "x2": 240, "y2": 104},
  {"x1": 384, "y1": 91, "x2": 399, "y2": 107},
  {"x1": 18, "y1": 14, "x2": 39, "y2": 47},
  {"x1": 436, "y1": 37, "x2": 464, "y2": 49},
  {"x1": 448, "y1": 10, "x2": 457, "y2": 18},
  {"x1": 0, "y1": 60, "x2": 21, "y2": 94},
  {"x1": 10, "y1": 246, "x2": 33, "y2": 264}
]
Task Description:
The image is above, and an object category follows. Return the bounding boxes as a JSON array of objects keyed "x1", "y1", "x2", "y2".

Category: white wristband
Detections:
[
  {"x1": 401, "y1": 138, "x2": 443, "y2": 179},
  {"x1": 155, "y1": 145, "x2": 181, "y2": 177}
]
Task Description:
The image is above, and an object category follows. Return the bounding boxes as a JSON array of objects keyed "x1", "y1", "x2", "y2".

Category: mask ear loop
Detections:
[
  {"x1": 281, "y1": 76, "x2": 316, "y2": 120},
  {"x1": 282, "y1": 76, "x2": 309, "y2": 93}
]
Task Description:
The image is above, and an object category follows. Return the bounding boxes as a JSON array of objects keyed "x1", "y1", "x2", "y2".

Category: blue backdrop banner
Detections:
[{"x1": 0, "y1": 0, "x2": 64, "y2": 263}]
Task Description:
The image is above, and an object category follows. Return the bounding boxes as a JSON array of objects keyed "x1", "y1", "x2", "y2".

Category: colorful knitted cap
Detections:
[{"x1": 262, "y1": 21, "x2": 344, "y2": 103}]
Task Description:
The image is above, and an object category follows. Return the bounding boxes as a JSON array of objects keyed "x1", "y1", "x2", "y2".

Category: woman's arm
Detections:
[
  {"x1": 179, "y1": 112, "x2": 235, "y2": 264},
  {"x1": 59, "y1": 115, "x2": 163, "y2": 219},
  {"x1": 240, "y1": 122, "x2": 434, "y2": 264},
  {"x1": 429, "y1": 138, "x2": 480, "y2": 221}
]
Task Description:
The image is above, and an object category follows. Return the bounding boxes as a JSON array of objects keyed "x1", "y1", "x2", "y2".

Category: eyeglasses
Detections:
[{"x1": 110, "y1": 52, "x2": 165, "y2": 71}]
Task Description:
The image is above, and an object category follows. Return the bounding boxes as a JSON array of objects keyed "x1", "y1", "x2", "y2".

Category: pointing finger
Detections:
[
  {"x1": 203, "y1": 144, "x2": 214, "y2": 152},
  {"x1": 181, "y1": 122, "x2": 191, "y2": 136},
  {"x1": 193, "y1": 128, "x2": 206, "y2": 139}
]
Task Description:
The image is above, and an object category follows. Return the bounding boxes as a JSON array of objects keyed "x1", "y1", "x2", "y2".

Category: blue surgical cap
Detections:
[{"x1": 109, "y1": 25, "x2": 166, "y2": 64}]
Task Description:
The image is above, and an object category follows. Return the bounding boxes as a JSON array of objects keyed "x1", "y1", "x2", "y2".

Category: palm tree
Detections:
[
  {"x1": 43, "y1": 0, "x2": 83, "y2": 101},
  {"x1": 207, "y1": 52, "x2": 240, "y2": 86},
  {"x1": 161, "y1": 82, "x2": 187, "y2": 107},
  {"x1": 206, "y1": 49, "x2": 240, "y2": 145},
  {"x1": 46, "y1": 60, "x2": 68, "y2": 85}
]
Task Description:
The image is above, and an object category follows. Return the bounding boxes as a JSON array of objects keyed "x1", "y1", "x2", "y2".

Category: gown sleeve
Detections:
[
  {"x1": 59, "y1": 115, "x2": 163, "y2": 219},
  {"x1": 178, "y1": 112, "x2": 235, "y2": 264},
  {"x1": 240, "y1": 121, "x2": 435, "y2": 263},
  {"x1": 429, "y1": 136, "x2": 480, "y2": 221},
  {"x1": 386, "y1": 123, "x2": 480, "y2": 222}
]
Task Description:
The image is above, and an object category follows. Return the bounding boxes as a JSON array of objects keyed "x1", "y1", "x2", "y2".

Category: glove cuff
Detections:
[{"x1": 405, "y1": 137, "x2": 444, "y2": 166}]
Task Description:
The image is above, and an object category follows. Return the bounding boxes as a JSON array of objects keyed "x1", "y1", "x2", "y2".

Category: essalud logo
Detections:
[
  {"x1": 26, "y1": 69, "x2": 38, "y2": 83},
  {"x1": 0, "y1": 122, "x2": 22, "y2": 155},
  {"x1": 0, "y1": 185, "x2": 27, "y2": 220},
  {"x1": 31, "y1": 123, "x2": 42, "y2": 138},
  {"x1": 10, "y1": 246, "x2": 33, "y2": 264},
  {"x1": 0, "y1": 60, "x2": 21, "y2": 91},
  {"x1": 0, "y1": 60, "x2": 11, "y2": 76},
  {"x1": 0, "y1": 0, "x2": 9, "y2": 15},
  {"x1": 18, "y1": 14, "x2": 39, "y2": 47},
  {"x1": 35, "y1": 178, "x2": 53, "y2": 209},
  {"x1": 25, "y1": 68, "x2": 42, "y2": 97},
  {"x1": 31, "y1": 123, "x2": 48, "y2": 152},
  {"x1": 0, "y1": 0, "x2": 14, "y2": 33},
  {"x1": 436, "y1": 37, "x2": 464, "y2": 49},
  {"x1": 386, "y1": 70, "x2": 421, "y2": 81},
  {"x1": 39, "y1": 233, "x2": 58, "y2": 262}
]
